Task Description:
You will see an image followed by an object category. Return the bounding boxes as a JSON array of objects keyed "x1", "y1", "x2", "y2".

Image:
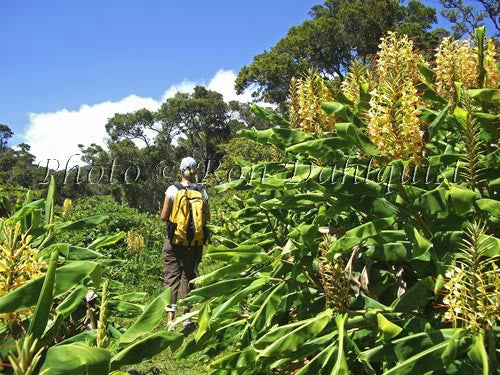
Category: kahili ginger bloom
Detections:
[
  {"x1": 62, "y1": 198, "x2": 74, "y2": 217},
  {"x1": 341, "y1": 59, "x2": 374, "y2": 103},
  {"x1": 289, "y1": 70, "x2": 336, "y2": 137},
  {"x1": 434, "y1": 37, "x2": 478, "y2": 102},
  {"x1": 0, "y1": 220, "x2": 46, "y2": 324},
  {"x1": 366, "y1": 32, "x2": 425, "y2": 164},
  {"x1": 483, "y1": 37, "x2": 499, "y2": 88},
  {"x1": 126, "y1": 230, "x2": 145, "y2": 254},
  {"x1": 441, "y1": 222, "x2": 499, "y2": 331}
]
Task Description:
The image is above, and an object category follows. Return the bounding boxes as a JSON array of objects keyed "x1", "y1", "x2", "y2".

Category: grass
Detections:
[
  {"x1": 125, "y1": 348, "x2": 210, "y2": 375},
  {"x1": 117, "y1": 255, "x2": 224, "y2": 375}
]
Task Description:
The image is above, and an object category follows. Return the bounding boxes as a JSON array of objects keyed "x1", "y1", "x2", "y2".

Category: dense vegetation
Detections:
[{"x1": 0, "y1": 1, "x2": 499, "y2": 374}]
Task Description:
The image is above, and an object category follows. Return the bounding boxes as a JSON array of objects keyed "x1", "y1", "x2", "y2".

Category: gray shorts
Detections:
[{"x1": 162, "y1": 237, "x2": 202, "y2": 312}]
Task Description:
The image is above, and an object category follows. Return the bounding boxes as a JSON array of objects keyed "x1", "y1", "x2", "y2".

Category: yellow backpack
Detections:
[{"x1": 167, "y1": 184, "x2": 208, "y2": 246}]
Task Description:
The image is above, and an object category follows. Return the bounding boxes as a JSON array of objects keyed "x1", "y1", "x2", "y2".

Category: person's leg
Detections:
[
  {"x1": 162, "y1": 237, "x2": 182, "y2": 322},
  {"x1": 179, "y1": 245, "x2": 202, "y2": 315}
]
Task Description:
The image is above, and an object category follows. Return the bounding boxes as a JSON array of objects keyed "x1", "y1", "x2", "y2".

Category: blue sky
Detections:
[
  {"x1": 1, "y1": 1, "x2": 317, "y2": 142},
  {"x1": 0, "y1": 0, "x2": 495, "y2": 162}
]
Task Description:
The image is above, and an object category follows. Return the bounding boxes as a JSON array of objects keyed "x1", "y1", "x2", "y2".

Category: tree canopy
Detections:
[
  {"x1": 439, "y1": 0, "x2": 500, "y2": 38},
  {"x1": 235, "y1": 0, "x2": 446, "y2": 106}
]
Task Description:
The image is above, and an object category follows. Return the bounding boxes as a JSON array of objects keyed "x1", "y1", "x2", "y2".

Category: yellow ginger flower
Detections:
[
  {"x1": 0, "y1": 221, "x2": 46, "y2": 295},
  {"x1": 366, "y1": 32, "x2": 424, "y2": 163},
  {"x1": 341, "y1": 59, "x2": 374, "y2": 103},
  {"x1": 126, "y1": 230, "x2": 145, "y2": 254},
  {"x1": 441, "y1": 222, "x2": 500, "y2": 331},
  {"x1": 375, "y1": 32, "x2": 427, "y2": 88},
  {"x1": 0, "y1": 220, "x2": 47, "y2": 324},
  {"x1": 62, "y1": 198, "x2": 74, "y2": 217},
  {"x1": 435, "y1": 37, "x2": 478, "y2": 101},
  {"x1": 442, "y1": 263, "x2": 499, "y2": 330},
  {"x1": 484, "y1": 37, "x2": 499, "y2": 88},
  {"x1": 289, "y1": 70, "x2": 336, "y2": 137}
]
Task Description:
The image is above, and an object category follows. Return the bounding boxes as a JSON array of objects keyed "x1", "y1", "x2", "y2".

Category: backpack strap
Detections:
[{"x1": 174, "y1": 183, "x2": 185, "y2": 190}]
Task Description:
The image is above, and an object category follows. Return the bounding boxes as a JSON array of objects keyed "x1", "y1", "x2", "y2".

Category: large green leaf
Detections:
[
  {"x1": 237, "y1": 127, "x2": 313, "y2": 150},
  {"x1": 119, "y1": 288, "x2": 172, "y2": 344},
  {"x1": 334, "y1": 122, "x2": 380, "y2": 156},
  {"x1": 108, "y1": 300, "x2": 144, "y2": 318},
  {"x1": 64, "y1": 245, "x2": 104, "y2": 260},
  {"x1": 190, "y1": 278, "x2": 255, "y2": 298},
  {"x1": 110, "y1": 331, "x2": 183, "y2": 370},
  {"x1": 194, "y1": 303, "x2": 211, "y2": 342},
  {"x1": 382, "y1": 330, "x2": 469, "y2": 375},
  {"x1": 40, "y1": 342, "x2": 111, "y2": 375},
  {"x1": 366, "y1": 242, "x2": 411, "y2": 262},
  {"x1": 4, "y1": 199, "x2": 45, "y2": 225},
  {"x1": 420, "y1": 82, "x2": 448, "y2": 104},
  {"x1": 320, "y1": 102, "x2": 367, "y2": 129},
  {"x1": 467, "y1": 332, "x2": 489, "y2": 375},
  {"x1": 205, "y1": 244, "x2": 271, "y2": 263},
  {"x1": 285, "y1": 137, "x2": 350, "y2": 159},
  {"x1": 428, "y1": 104, "x2": 451, "y2": 139},
  {"x1": 295, "y1": 342, "x2": 338, "y2": 375},
  {"x1": 376, "y1": 314, "x2": 403, "y2": 341},
  {"x1": 251, "y1": 283, "x2": 287, "y2": 332},
  {"x1": 28, "y1": 249, "x2": 58, "y2": 338},
  {"x1": 211, "y1": 278, "x2": 268, "y2": 321},
  {"x1": 44, "y1": 175, "x2": 56, "y2": 225},
  {"x1": 332, "y1": 314, "x2": 349, "y2": 375},
  {"x1": 250, "y1": 104, "x2": 290, "y2": 126},
  {"x1": 210, "y1": 348, "x2": 257, "y2": 370},
  {"x1": 88, "y1": 232, "x2": 126, "y2": 249},
  {"x1": 359, "y1": 329, "x2": 459, "y2": 363},
  {"x1": 192, "y1": 264, "x2": 247, "y2": 286},
  {"x1": 476, "y1": 198, "x2": 500, "y2": 218},
  {"x1": 327, "y1": 218, "x2": 395, "y2": 257},
  {"x1": 56, "y1": 285, "x2": 89, "y2": 317},
  {"x1": 409, "y1": 228, "x2": 432, "y2": 261},
  {"x1": 467, "y1": 88, "x2": 500, "y2": 103},
  {"x1": 417, "y1": 64, "x2": 436, "y2": 84},
  {"x1": 391, "y1": 277, "x2": 435, "y2": 312},
  {"x1": 255, "y1": 309, "x2": 332, "y2": 357}
]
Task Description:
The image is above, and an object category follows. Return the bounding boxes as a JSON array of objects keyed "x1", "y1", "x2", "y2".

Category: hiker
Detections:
[{"x1": 160, "y1": 157, "x2": 210, "y2": 325}]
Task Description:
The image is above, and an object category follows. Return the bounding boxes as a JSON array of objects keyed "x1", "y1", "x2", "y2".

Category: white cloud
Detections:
[
  {"x1": 23, "y1": 69, "x2": 257, "y2": 167},
  {"x1": 25, "y1": 95, "x2": 160, "y2": 166},
  {"x1": 160, "y1": 79, "x2": 197, "y2": 103},
  {"x1": 207, "y1": 69, "x2": 255, "y2": 103}
]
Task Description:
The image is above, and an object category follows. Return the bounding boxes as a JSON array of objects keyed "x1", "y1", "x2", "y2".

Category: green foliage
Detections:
[
  {"x1": 178, "y1": 29, "x2": 499, "y2": 374},
  {"x1": 54, "y1": 195, "x2": 165, "y2": 294},
  {"x1": 0, "y1": 178, "x2": 183, "y2": 374}
]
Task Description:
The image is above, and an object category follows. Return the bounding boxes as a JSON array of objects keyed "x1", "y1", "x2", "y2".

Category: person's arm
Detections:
[
  {"x1": 202, "y1": 187, "x2": 210, "y2": 223},
  {"x1": 205, "y1": 202, "x2": 210, "y2": 223},
  {"x1": 160, "y1": 194, "x2": 171, "y2": 222}
]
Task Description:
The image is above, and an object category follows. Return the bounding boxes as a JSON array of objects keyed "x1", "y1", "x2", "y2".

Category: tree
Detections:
[
  {"x1": 82, "y1": 87, "x2": 274, "y2": 211},
  {"x1": 105, "y1": 108, "x2": 157, "y2": 147},
  {"x1": 0, "y1": 127, "x2": 45, "y2": 189},
  {"x1": 439, "y1": 0, "x2": 500, "y2": 38},
  {"x1": 0, "y1": 124, "x2": 13, "y2": 151},
  {"x1": 157, "y1": 86, "x2": 232, "y2": 162},
  {"x1": 235, "y1": 0, "x2": 443, "y2": 107}
]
